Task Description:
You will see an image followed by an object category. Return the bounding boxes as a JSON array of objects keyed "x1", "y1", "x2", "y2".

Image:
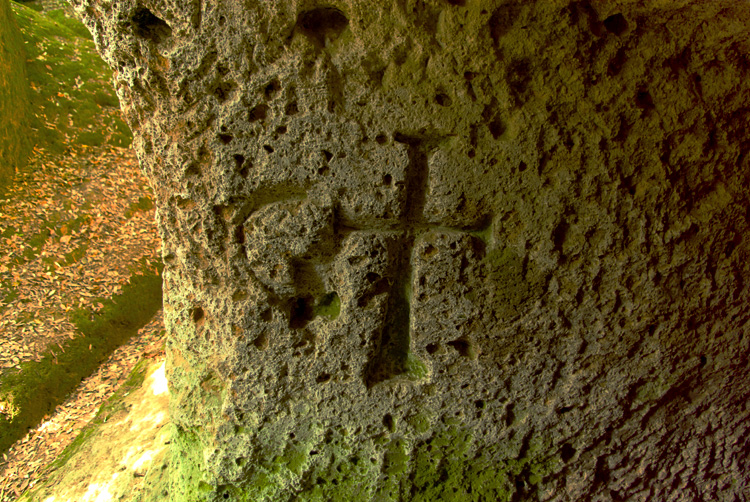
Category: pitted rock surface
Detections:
[{"x1": 69, "y1": 0, "x2": 750, "y2": 500}]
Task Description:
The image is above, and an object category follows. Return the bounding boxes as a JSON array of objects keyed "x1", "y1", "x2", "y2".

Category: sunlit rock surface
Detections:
[
  {"x1": 22, "y1": 359, "x2": 170, "y2": 502},
  {"x1": 69, "y1": 0, "x2": 750, "y2": 500}
]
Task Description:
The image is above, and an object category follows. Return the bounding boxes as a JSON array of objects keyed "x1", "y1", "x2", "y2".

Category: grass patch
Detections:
[{"x1": 0, "y1": 258, "x2": 163, "y2": 453}]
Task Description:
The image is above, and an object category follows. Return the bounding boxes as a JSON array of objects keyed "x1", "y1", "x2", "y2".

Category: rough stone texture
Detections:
[
  {"x1": 69, "y1": 0, "x2": 750, "y2": 500},
  {"x1": 0, "y1": 0, "x2": 31, "y2": 187}
]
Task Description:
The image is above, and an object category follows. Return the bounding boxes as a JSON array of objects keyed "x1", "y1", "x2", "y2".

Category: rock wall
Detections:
[
  {"x1": 0, "y1": 0, "x2": 31, "y2": 187},
  {"x1": 69, "y1": 0, "x2": 750, "y2": 500}
]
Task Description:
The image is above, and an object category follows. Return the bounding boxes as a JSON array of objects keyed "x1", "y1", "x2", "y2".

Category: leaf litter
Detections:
[{"x1": 0, "y1": 1, "x2": 165, "y2": 499}]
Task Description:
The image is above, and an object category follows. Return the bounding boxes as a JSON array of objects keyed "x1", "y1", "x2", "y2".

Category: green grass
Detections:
[{"x1": 0, "y1": 258, "x2": 163, "y2": 453}]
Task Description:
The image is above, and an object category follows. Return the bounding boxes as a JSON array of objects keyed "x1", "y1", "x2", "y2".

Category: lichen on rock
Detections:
[{"x1": 68, "y1": 0, "x2": 750, "y2": 500}]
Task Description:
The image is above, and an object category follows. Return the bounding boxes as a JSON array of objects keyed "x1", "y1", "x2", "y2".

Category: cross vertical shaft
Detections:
[{"x1": 364, "y1": 137, "x2": 430, "y2": 387}]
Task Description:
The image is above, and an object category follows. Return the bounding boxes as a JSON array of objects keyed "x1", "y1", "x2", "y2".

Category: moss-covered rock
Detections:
[
  {"x1": 0, "y1": 0, "x2": 31, "y2": 187},
  {"x1": 72, "y1": 0, "x2": 750, "y2": 500}
]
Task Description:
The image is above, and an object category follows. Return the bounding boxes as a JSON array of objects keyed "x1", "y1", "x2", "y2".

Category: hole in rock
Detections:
[
  {"x1": 212, "y1": 81, "x2": 234, "y2": 102},
  {"x1": 447, "y1": 339, "x2": 471, "y2": 357},
  {"x1": 425, "y1": 343, "x2": 439, "y2": 354},
  {"x1": 233, "y1": 225, "x2": 245, "y2": 244},
  {"x1": 489, "y1": 4, "x2": 521, "y2": 45},
  {"x1": 192, "y1": 307, "x2": 205, "y2": 324},
  {"x1": 375, "y1": 134, "x2": 388, "y2": 144},
  {"x1": 322, "y1": 150, "x2": 333, "y2": 162},
  {"x1": 635, "y1": 89, "x2": 654, "y2": 110},
  {"x1": 700, "y1": 355, "x2": 707, "y2": 367},
  {"x1": 608, "y1": 48, "x2": 627, "y2": 77},
  {"x1": 263, "y1": 145, "x2": 274, "y2": 153},
  {"x1": 298, "y1": 7, "x2": 349, "y2": 47},
  {"x1": 316, "y1": 373, "x2": 332, "y2": 384},
  {"x1": 252, "y1": 333, "x2": 269, "y2": 350},
  {"x1": 383, "y1": 174, "x2": 392, "y2": 186},
  {"x1": 131, "y1": 7, "x2": 172, "y2": 44},
  {"x1": 489, "y1": 119, "x2": 505, "y2": 140},
  {"x1": 276, "y1": 125, "x2": 287, "y2": 136},
  {"x1": 289, "y1": 297, "x2": 314, "y2": 329},
  {"x1": 561, "y1": 443, "x2": 576, "y2": 462},
  {"x1": 233, "y1": 154, "x2": 245, "y2": 170},
  {"x1": 603, "y1": 13, "x2": 628, "y2": 36},
  {"x1": 248, "y1": 104, "x2": 268, "y2": 122},
  {"x1": 435, "y1": 93, "x2": 452, "y2": 106},
  {"x1": 285, "y1": 102, "x2": 299, "y2": 115},
  {"x1": 446, "y1": 0, "x2": 466, "y2": 5},
  {"x1": 475, "y1": 399, "x2": 485, "y2": 409},
  {"x1": 264, "y1": 79, "x2": 281, "y2": 99},
  {"x1": 383, "y1": 413, "x2": 394, "y2": 431},
  {"x1": 218, "y1": 133, "x2": 233, "y2": 144}
]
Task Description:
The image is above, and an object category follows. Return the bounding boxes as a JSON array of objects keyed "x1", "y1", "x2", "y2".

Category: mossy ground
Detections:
[{"x1": 10, "y1": 0, "x2": 132, "y2": 154}]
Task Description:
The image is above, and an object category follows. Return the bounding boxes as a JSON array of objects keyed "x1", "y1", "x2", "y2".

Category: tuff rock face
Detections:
[{"x1": 69, "y1": 0, "x2": 750, "y2": 500}]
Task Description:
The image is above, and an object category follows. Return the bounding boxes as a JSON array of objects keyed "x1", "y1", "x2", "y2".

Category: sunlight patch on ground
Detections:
[{"x1": 151, "y1": 361, "x2": 168, "y2": 395}]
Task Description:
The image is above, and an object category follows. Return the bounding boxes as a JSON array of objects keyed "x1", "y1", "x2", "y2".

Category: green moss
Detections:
[
  {"x1": 469, "y1": 221, "x2": 493, "y2": 246},
  {"x1": 171, "y1": 416, "x2": 559, "y2": 502},
  {"x1": 404, "y1": 352, "x2": 428, "y2": 379},
  {"x1": 313, "y1": 292, "x2": 340, "y2": 319},
  {"x1": 0, "y1": 258, "x2": 163, "y2": 453},
  {"x1": 11, "y1": 227, "x2": 50, "y2": 264},
  {"x1": 76, "y1": 130, "x2": 106, "y2": 147},
  {"x1": 171, "y1": 426, "x2": 213, "y2": 501},
  {"x1": 46, "y1": 8, "x2": 91, "y2": 39},
  {"x1": 0, "y1": 280, "x2": 19, "y2": 307},
  {"x1": 0, "y1": 0, "x2": 32, "y2": 188},
  {"x1": 62, "y1": 242, "x2": 89, "y2": 266},
  {"x1": 406, "y1": 412, "x2": 432, "y2": 435},
  {"x1": 1, "y1": 225, "x2": 18, "y2": 238}
]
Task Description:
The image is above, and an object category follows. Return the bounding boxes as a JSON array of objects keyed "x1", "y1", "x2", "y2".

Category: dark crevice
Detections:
[
  {"x1": 297, "y1": 8, "x2": 349, "y2": 48},
  {"x1": 131, "y1": 8, "x2": 172, "y2": 44}
]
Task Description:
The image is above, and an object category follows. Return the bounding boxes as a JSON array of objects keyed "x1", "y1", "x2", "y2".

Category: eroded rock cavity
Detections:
[{"x1": 69, "y1": 0, "x2": 750, "y2": 500}]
